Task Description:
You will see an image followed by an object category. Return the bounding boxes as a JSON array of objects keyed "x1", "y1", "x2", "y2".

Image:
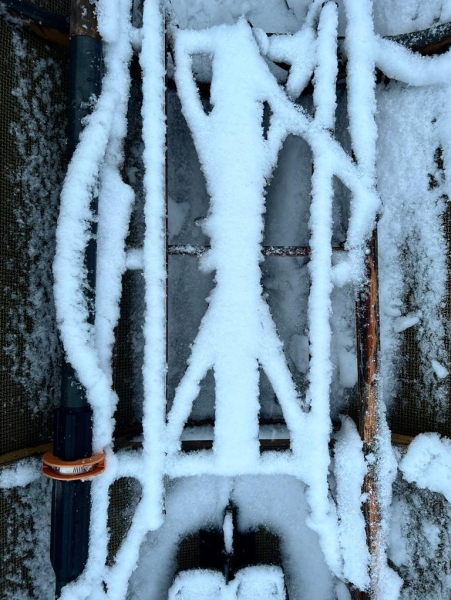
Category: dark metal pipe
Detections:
[{"x1": 50, "y1": 2, "x2": 102, "y2": 596}]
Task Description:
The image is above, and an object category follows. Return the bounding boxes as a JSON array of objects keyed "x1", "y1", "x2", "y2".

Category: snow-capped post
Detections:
[{"x1": 42, "y1": 2, "x2": 103, "y2": 597}]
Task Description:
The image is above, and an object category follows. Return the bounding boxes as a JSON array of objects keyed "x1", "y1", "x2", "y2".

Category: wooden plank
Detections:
[
  {"x1": 0, "y1": 443, "x2": 52, "y2": 468},
  {"x1": 70, "y1": 0, "x2": 100, "y2": 38},
  {"x1": 391, "y1": 433, "x2": 413, "y2": 446},
  {"x1": 355, "y1": 230, "x2": 380, "y2": 598}
]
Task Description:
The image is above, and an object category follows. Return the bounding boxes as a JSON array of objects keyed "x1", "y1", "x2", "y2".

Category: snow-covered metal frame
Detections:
[{"x1": 50, "y1": 0, "x2": 451, "y2": 597}]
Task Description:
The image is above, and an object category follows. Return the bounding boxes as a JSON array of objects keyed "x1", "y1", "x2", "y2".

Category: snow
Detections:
[
  {"x1": 431, "y1": 359, "x2": 449, "y2": 379},
  {"x1": 333, "y1": 417, "x2": 370, "y2": 590},
  {"x1": 373, "y1": 406, "x2": 403, "y2": 600},
  {"x1": 129, "y1": 475, "x2": 333, "y2": 599},
  {"x1": 0, "y1": 457, "x2": 41, "y2": 488},
  {"x1": 223, "y1": 508, "x2": 234, "y2": 554},
  {"x1": 166, "y1": 0, "x2": 451, "y2": 38},
  {"x1": 170, "y1": 15, "x2": 353, "y2": 576},
  {"x1": 168, "y1": 566, "x2": 286, "y2": 599},
  {"x1": 392, "y1": 314, "x2": 420, "y2": 334},
  {"x1": 170, "y1": 19, "x2": 302, "y2": 475},
  {"x1": 4, "y1": 0, "x2": 451, "y2": 598},
  {"x1": 53, "y1": 0, "x2": 135, "y2": 451},
  {"x1": 400, "y1": 433, "x2": 451, "y2": 502},
  {"x1": 377, "y1": 83, "x2": 450, "y2": 413},
  {"x1": 139, "y1": 0, "x2": 167, "y2": 532},
  {"x1": 388, "y1": 467, "x2": 451, "y2": 599},
  {"x1": 232, "y1": 566, "x2": 286, "y2": 599},
  {"x1": 376, "y1": 36, "x2": 451, "y2": 86},
  {"x1": 166, "y1": 0, "x2": 304, "y2": 32},
  {"x1": 314, "y1": 3, "x2": 338, "y2": 131},
  {"x1": 373, "y1": 0, "x2": 451, "y2": 36},
  {"x1": 168, "y1": 569, "x2": 226, "y2": 599}
]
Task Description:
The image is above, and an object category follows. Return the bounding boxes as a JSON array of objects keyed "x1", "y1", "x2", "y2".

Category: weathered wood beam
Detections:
[{"x1": 355, "y1": 230, "x2": 380, "y2": 599}]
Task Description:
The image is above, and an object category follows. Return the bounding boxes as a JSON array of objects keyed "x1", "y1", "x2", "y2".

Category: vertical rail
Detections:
[
  {"x1": 165, "y1": 32, "x2": 169, "y2": 410},
  {"x1": 50, "y1": 2, "x2": 102, "y2": 597},
  {"x1": 140, "y1": 0, "x2": 167, "y2": 530},
  {"x1": 355, "y1": 229, "x2": 380, "y2": 599}
]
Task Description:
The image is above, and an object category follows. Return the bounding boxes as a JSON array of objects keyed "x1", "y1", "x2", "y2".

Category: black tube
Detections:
[
  {"x1": 50, "y1": 4, "x2": 102, "y2": 596},
  {"x1": 51, "y1": 479, "x2": 92, "y2": 595},
  {"x1": 67, "y1": 34, "x2": 102, "y2": 161}
]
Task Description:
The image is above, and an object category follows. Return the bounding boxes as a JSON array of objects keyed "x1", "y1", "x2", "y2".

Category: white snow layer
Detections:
[
  {"x1": 129, "y1": 475, "x2": 334, "y2": 599},
  {"x1": 333, "y1": 417, "x2": 370, "y2": 590},
  {"x1": 400, "y1": 434, "x2": 451, "y2": 502},
  {"x1": 168, "y1": 566, "x2": 286, "y2": 599},
  {"x1": 53, "y1": 0, "x2": 135, "y2": 452},
  {"x1": 165, "y1": 0, "x2": 451, "y2": 38},
  {"x1": 30, "y1": 0, "x2": 451, "y2": 598},
  {"x1": 0, "y1": 457, "x2": 41, "y2": 488},
  {"x1": 377, "y1": 83, "x2": 451, "y2": 414}
]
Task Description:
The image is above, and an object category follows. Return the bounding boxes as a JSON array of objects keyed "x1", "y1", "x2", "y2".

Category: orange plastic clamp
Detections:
[{"x1": 42, "y1": 451, "x2": 106, "y2": 481}]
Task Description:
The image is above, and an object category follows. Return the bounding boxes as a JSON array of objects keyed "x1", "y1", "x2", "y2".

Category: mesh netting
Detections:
[
  {"x1": 0, "y1": 21, "x2": 28, "y2": 456},
  {"x1": 390, "y1": 471, "x2": 451, "y2": 598},
  {"x1": 0, "y1": 19, "x2": 67, "y2": 456},
  {"x1": 176, "y1": 528, "x2": 281, "y2": 573},
  {"x1": 0, "y1": 11, "x2": 69, "y2": 595},
  {"x1": 254, "y1": 528, "x2": 281, "y2": 566},
  {"x1": 112, "y1": 272, "x2": 143, "y2": 433},
  {"x1": 107, "y1": 477, "x2": 142, "y2": 565},
  {"x1": 177, "y1": 533, "x2": 202, "y2": 571},
  {"x1": 0, "y1": 473, "x2": 54, "y2": 598},
  {"x1": 34, "y1": 0, "x2": 70, "y2": 15},
  {"x1": 388, "y1": 204, "x2": 451, "y2": 438}
]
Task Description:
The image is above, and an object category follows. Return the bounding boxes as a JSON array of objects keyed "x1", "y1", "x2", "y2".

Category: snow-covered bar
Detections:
[{"x1": 48, "y1": 0, "x2": 451, "y2": 597}]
